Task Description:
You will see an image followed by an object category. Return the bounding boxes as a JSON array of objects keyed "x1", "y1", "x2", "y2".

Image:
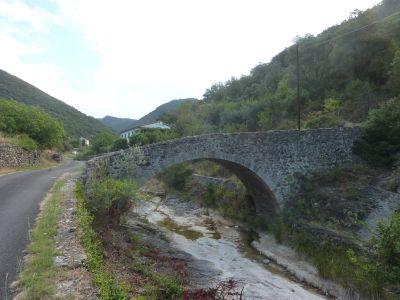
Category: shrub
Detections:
[
  {"x1": 372, "y1": 209, "x2": 400, "y2": 283},
  {"x1": 112, "y1": 138, "x2": 129, "y2": 151},
  {"x1": 0, "y1": 99, "x2": 64, "y2": 149},
  {"x1": 353, "y1": 97, "x2": 400, "y2": 167},
  {"x1": 91, "y1": 132, "x2": 116, "y2": 154},
  {"x1": 304, "y1": 111, "x2": 343, "y2": 129},
  {"x1": 8, "y1": 134, "x2": 38, "y2": 150},
  {"x1": 129, "y1": 128, "x2": 177, "y2": 146},
  {"x1": 90, "y1": 178, "x2": 139, "y2": 224},
  {"x1": 113, "y1": 146, "x2": 144, "y2": 178},
  {"x1": 157, "y1": 163, "x2": 193, "y2": 190}
]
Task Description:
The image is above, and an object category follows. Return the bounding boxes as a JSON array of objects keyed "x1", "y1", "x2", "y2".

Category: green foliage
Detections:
[
  {"x1": 158, "y1": 1, "x2": 400, "y2": 136},
  {"x1": 292, "y1": 232, "x2": 384, "y2": 298},
  {"x1": 146, "y1": 275, "x2": 184, "y2": 299},
  {"x1": 112, "y1": 138, "x2": 129, "y2": 151},
  {"x1": 353, "y1": 97, "x2": 400, "y2": 167},
  {"x1": 90, "y1": 178, "x2": 139, "y2": 223},
  {"x1": 92, "y1": 132, "x2": 117, "y2": 155},
  {"x1": 75, "y1": 183, "x2": 130, "y2": 299},
  {"x1": 303, "y1": 111, "x2": 343, "y2": 129},
  {"x1": 114, "y1": 146, "x2": 144, "y2": 178},
  {"x1": 0, "y1": 99, "x2": 64, "y2": 149},
  {"x1": 0, "y1": 69, "x2": 113, "y2": 138},
  {"x1": 157, "y1": 163, "x2": 193, "y2": 191},
  {"x1": 7, "y1": 134, "x2": 38, "y2": 150},
  {"x1": 198, "y1": 183, "x2": 258, "y2": 226},
  {"x1": 372, "y1": 209, "x2": 400, "y2": 283},
  {"x1": 129, "y1": 128, "x2": 178, "y2": 146}
]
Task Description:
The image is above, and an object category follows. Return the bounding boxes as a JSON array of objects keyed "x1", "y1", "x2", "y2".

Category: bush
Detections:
[
  {"x1": 0, "y1": 99, "x2": 64, "y2": 149},
  {"x1": 372, "y1": 209, "x2": 400, "y2": 283},
  {"x1": 112, "y1": 138, "x2": 129, "y2": 151},
  {"x1": 90, "y1": 178, "x2": 139, "y2": 224},
  {"x1": 129, "y1": 128, "x2": 177, "y2": 146},
  {"x1": 8, "y1": 134, "x2": 38, "y2": 150},
  {"x1": 157, "y1": 163, "x2": 193, "y2": 190},
  {"x1": 353, "y1": 97, "x2": 400, "y2": 167},
  {"x1": 91, "y1": 132, "x2": 116, "y2": 155},
  {"x1": 304, "y1": 111, "x2": 343, "y2": 129}
]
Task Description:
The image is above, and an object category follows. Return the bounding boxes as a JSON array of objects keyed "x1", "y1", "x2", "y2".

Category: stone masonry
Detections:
[
  {"x1": 0, "y1": 143, "x2": 41, "y2": 168},
  {"x1": 87, "y1": 127, "x2": 361, "y2": 215}
]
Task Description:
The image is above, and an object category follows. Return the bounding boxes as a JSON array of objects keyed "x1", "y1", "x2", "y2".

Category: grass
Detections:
[
  {"x1": 75, "y1": 183, "x2": 130, "y2": 300},
  {"x1": 17, "y1": 177, "x2": 67, "y2": 299},
  {"x1": 0, "y1": 132, "x2": 38, "y2": 151},
  {"x1": 291, "y1": 230, "x2": 386, "y2": 299}
]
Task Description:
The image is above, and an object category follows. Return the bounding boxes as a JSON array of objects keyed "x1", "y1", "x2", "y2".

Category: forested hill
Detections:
[
  {"x1": 0, "y1": 69, "x2": 112, "y2": 138},
  {"x1": 162, "y1": 0, "x2": 400, "y2": 135},
  {"x1": 122, "y1": 98, "x2": 197, "y2": 131},
  {"x1": 98, "y1": 115, "x2": 136, "y2": 132}
]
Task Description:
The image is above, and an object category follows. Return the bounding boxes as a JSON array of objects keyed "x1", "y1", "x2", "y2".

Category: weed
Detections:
[
  {"x1": 18, "y1": 178, "x2": 66, "y2": 299},
  {"x1": 75, "y1": 183, "x2": 130, "y2": 300}
]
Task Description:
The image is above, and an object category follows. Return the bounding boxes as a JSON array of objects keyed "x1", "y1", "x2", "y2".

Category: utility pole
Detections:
[{"x1": 296, "y1": 44, "x2": 301, "y2": 131}]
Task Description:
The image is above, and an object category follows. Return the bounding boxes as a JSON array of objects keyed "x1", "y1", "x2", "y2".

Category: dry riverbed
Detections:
[{"x1": 130, "y1": 193, "x2": 340, "y2": 299}]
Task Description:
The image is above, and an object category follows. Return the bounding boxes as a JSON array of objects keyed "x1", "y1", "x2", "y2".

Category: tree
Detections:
[
  {"x1": 353, "y1": 97, "x2": 400, "y2": 167},
  {"x1": 0, "y1": 99, "x2": 64, "y2": 149},
  {"x1": 112, "y1": 138, "x2": 129, "y2": 151},
  {"x1": 91, "y1": 132, "x2": 116, "y2": 154}
]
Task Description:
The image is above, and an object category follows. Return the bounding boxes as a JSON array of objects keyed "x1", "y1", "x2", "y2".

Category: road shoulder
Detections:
[{"x1": 12, "y1": 172, "x2": 98, "y2": 300}]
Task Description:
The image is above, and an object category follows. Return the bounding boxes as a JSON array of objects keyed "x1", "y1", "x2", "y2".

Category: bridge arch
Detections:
[
  {"x1": 137, "y1": 155, "x2": 278, "y2": 216},
  {"x1": 90, "y1": 128, "x2": 360, "y2": 216}
]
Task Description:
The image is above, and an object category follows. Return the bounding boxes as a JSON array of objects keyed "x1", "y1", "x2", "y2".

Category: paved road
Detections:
[{"x1": 0, "y1": 160, "x2": 81, "y2": 299}]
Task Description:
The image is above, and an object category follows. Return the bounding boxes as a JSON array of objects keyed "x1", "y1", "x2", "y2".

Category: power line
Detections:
[
  {"x1": 299, "y1": 9, "x2": 400, "y2": 51},
  {"x1": 291, "y1": 9, "x2": 400, "y2": 130}
]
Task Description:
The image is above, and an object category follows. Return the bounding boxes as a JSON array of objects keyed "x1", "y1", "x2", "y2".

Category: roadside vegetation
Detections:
[
  {"x1": 17, "y1": 177, "x2": 67, "y2": 299},
  {"x1": 0, "y1": 99, "x2": 64, "y2": 150},
  {"x1": 79, "y1": 147, "x2": 187, "y2": 299}
]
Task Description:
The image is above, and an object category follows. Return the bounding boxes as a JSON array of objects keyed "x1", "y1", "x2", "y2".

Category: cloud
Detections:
[
  {"x1": 1, "y1": 0, "x2": 380, "y2": 119},
  {"x1": 0, "y1": 0, "x2": 63, "y2": 32}
]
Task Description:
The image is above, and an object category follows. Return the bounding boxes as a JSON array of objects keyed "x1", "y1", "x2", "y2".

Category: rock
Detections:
[
  {"x1": 263, "y1": 259, "x2": 271, "y2": 265},
  {"x1": 55, "y1": 256, "x2": 69, "y2": 267}
]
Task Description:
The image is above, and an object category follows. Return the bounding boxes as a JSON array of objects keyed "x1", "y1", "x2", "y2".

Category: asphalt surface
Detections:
[{"x1": 0, "y1": 160, "x2": 81, "y2": 299}]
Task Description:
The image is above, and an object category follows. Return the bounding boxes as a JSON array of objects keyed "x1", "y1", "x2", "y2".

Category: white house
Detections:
[
  {"x1": 79, "y1": 137, "x2": 90, "y2": 147},
  {"x1": 120, "y1": 121, "x2": 171, "y2": 140}
]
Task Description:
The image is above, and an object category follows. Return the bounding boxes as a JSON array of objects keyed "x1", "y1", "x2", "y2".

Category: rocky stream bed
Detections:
[{"x1": 127, "y1": 194, "x2": 347, "y2": 299}]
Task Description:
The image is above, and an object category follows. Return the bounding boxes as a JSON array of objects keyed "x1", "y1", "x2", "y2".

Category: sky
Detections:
[{"x1": 0, "y1": 0, "x2": 380, "y2": 119}]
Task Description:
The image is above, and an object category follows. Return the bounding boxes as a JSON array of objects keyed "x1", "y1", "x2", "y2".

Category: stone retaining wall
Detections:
[{"x1": 0, "y1": 143, "x2": 41, "y2": 168}]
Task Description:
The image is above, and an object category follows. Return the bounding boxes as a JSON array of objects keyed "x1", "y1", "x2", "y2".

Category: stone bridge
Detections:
[{"x1": 87, "y1": 127, "x2": 361, "y2": 216}]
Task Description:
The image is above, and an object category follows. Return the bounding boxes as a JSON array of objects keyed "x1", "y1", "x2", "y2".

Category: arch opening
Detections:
[
  {"x1": 142, "y1": 157, "x2": 278, "y2": 217},
  {"x1": 208, "y1": 159, "x2": 278, "y2": 217}
]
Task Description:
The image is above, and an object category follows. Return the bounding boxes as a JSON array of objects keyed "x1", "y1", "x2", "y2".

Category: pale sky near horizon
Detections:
[{"x1": 0, "y1": 0, "x2": 380, "y2": 119}]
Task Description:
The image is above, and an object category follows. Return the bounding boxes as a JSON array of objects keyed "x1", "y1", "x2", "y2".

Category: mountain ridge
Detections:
[
  {"x1": 103, "y1": 98, "x2": 198, "y2": 132},
  {"x1": 0, "y1": 69, "x2": 113, "y2": 138}
]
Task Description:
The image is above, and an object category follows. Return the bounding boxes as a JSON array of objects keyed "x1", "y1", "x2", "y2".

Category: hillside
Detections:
[
  {"x1": 0, "y1": 69, "x2": 112, "y2": 138},
  {"x1": 121, "y1": 98, "x2": 197, "y2": 131},
  {"x1": 98, "y1": 115, "x2": 136, "y2": 132},
  {"x1": 162, "y1": 0, "x2": 400, "y2": 136}
]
